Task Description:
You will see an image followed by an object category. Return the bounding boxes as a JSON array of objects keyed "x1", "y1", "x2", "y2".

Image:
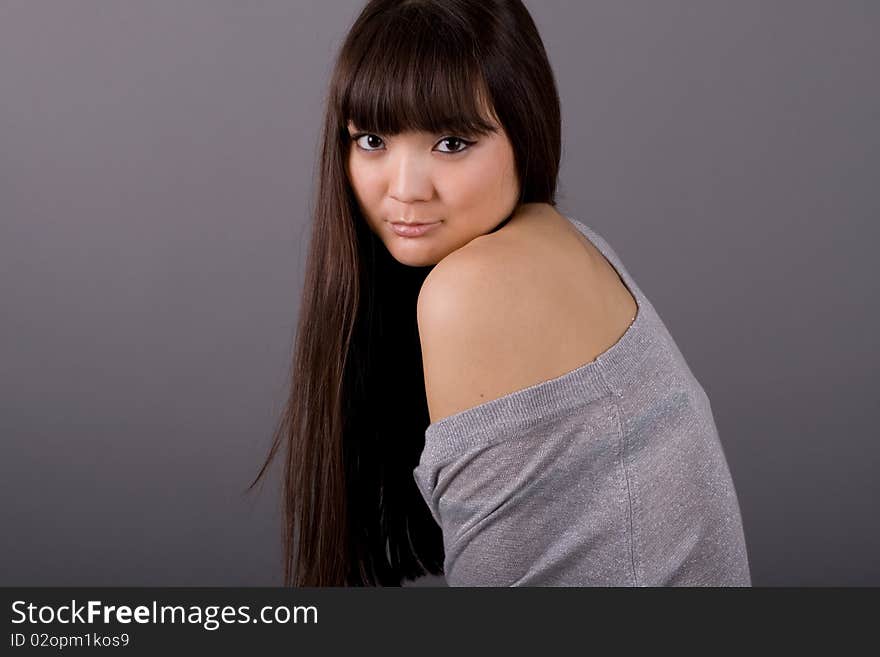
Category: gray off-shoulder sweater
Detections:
[{"x1": 412, "y1": 216, "x2": 751, "y2": 587}]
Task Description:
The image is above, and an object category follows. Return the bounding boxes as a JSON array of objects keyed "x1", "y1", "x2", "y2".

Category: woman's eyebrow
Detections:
[{"x1": 346, "y1": 124, "x2": 479, "y2": 139}]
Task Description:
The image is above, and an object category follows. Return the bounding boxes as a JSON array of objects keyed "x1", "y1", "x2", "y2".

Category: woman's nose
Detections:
[{"x1": 388, "y1": 152, "x2": 434, "y2": 203}]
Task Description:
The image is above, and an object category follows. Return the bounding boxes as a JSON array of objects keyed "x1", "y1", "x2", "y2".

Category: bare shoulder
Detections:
[
  {"x1": 417, "y1": 212, "x2": 636, "y2": 425},
  {"x1": 416, "y1": 236, "x2": 534, "y2": 424},
  {"x1": 417, "y1": 207, "x2": 640, "y2": 425}
]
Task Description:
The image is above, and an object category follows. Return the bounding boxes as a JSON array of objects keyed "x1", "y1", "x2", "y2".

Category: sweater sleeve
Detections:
[{"x1": 412, "y1": 399, "x2": 638, "y2": 586}]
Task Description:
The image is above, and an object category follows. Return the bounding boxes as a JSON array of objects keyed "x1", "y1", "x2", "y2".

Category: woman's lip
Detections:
[{"x1": 389, "y1": 221, "x2": 441, "y2": 238}]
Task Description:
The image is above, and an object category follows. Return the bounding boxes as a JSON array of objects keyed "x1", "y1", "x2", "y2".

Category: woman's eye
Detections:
[
  {"x1": 352, "y1": 134, "x2": 385, "y2": 151},
  {"x1": 349, "y1": 133, "x2": 474, "y2": 154},
  {"x1": 435, "y1": 136, "x2": 474, "y2": 154}
]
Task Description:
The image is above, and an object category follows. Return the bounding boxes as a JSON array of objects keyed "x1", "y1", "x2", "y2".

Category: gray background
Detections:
[{"x1": 1, "y1": 1, "x2": 877, "y2": 587}]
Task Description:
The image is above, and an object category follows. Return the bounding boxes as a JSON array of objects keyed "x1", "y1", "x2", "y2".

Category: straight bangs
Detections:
[{"x1": 338, "y1": 7, "x2": 499, "y2": 139}]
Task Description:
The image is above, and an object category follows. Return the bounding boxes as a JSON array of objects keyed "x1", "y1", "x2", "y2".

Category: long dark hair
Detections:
[{"x1": 248, "y1": 0, "x2": 562, "y2": 586}]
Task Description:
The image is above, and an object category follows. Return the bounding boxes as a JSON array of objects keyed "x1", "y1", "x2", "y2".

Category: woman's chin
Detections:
[{"x1": 382, "y1": 241, "x2": 442, "y2": 268}]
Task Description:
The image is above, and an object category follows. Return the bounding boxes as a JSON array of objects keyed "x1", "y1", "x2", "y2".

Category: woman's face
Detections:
[{"x1": 345, "y1": 118, "x2": 520, "y2": 267}]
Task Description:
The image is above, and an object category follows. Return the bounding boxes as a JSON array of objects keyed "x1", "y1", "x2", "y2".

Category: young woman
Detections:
[{"x1": 251, "y1": 0, "x2": 752, "y2": 587}]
